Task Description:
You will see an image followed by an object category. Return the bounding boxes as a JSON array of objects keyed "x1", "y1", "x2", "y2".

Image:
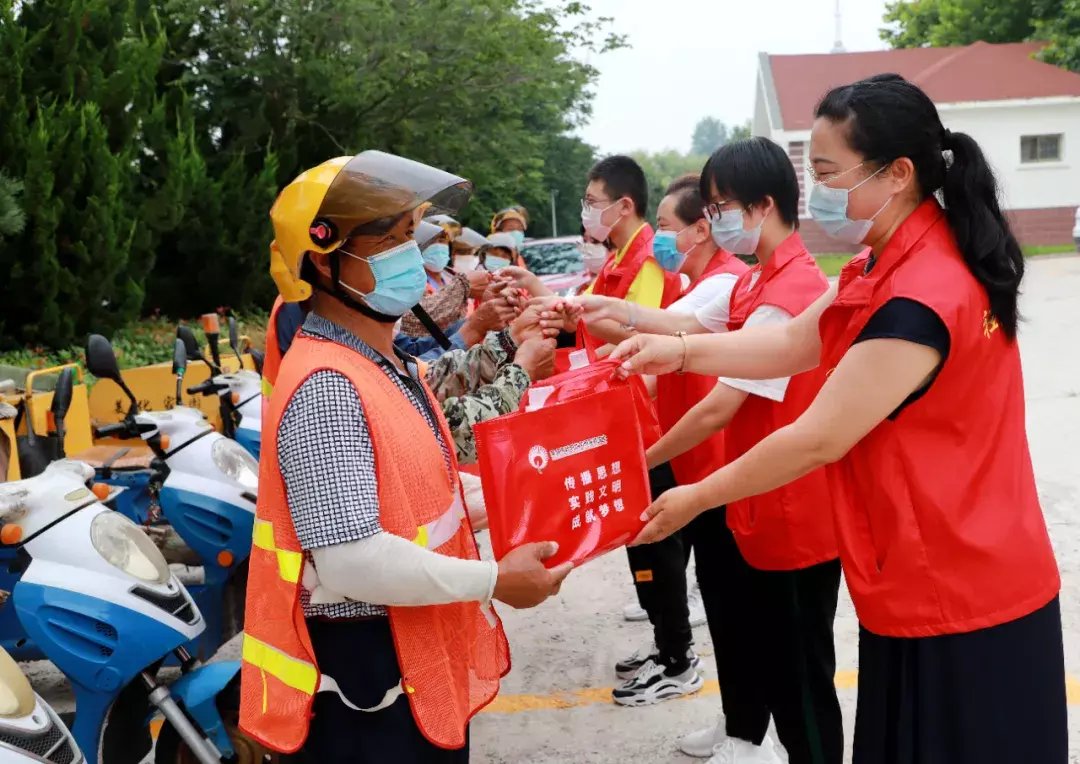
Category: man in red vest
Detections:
[{"x1": 240, "y1": 152, "x2": 572, "y2": 763}]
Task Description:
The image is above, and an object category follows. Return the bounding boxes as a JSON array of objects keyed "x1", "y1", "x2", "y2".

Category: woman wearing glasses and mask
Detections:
[{"x1": 613, "y1": 74, "x2": 1065, "y2": 764}]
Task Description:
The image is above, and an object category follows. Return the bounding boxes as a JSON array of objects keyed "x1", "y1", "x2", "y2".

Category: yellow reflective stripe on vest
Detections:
[
  {"x1": 252, "y1": 519, "x2": 302, "y2": 583},
  {"x1": 242, "y1": 634, "x2": 318, "y2": 695},
  {"x1": 410, "y1": 492, "x2": 464, "y2": 550},
  {"x1": 261, "y1": 376, "x2": 274, "y2": 398}
]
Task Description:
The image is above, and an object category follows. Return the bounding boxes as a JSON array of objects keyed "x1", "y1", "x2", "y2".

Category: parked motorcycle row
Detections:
[{"x1": 0, "y1": 317, "x2": 267, "y2": 763}]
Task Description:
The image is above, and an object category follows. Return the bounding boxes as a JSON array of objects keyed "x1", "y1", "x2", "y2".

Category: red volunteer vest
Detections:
[
  {"x1": 240, "y1": 334, "x2": 509, "y2": 752},
  {"x1": 817, "y1": 199, "x2": 1059, "y2": 637},
  {"x1": 655, "y1": 249, "x2": 749, "y2": 485},
  {"x1": 725, "y1": 233, "x2": 837, "y2": 571}
]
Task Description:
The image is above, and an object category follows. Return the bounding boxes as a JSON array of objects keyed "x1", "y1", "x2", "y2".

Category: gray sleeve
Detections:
[{"x1": 277, "y1": 371, "x2": 382, "y2": 550}]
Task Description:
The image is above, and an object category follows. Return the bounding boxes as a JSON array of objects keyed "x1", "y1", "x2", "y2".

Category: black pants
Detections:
[
  {"x1": 625, "y1": 463, "x2": 693, "y2": 673},
  {"x1": 854, "y1": 596, "x2": 1067, "y2": 764},
  {"x1": 301, "y1": 617, "x2": 469, "y2": 764},
  {"x1": 690, "y1": 506, "x2": 844, "y2": 764}
]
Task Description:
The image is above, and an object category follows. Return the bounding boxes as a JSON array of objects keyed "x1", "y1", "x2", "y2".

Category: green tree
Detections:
[
  {"x1": 729, "y1": 120, "x2": 752, "y2": 142},
  {"x1": 691, "y1": 117, "x2": 728, "y2": 155},
  {"x1": 0, "y1": 0, "x2": 197, "y2": 348},
  {"x1": 881, "y1": 0, "x2": 1079, "y2": 70},
  {"x1": 149, "y1": 0, "x2": 619, "y2": 290},
  {"x1": 630, "y1": 150, "x2": 709, "y2": 222},
  {"x1": 0, "y1": 175, "x2": 25, "y2": 239}
]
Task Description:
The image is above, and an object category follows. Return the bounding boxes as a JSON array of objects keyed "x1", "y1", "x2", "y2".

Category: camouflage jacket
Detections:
[{"x1": 425, "y1": 331, "x2": 529, "y2": 465}]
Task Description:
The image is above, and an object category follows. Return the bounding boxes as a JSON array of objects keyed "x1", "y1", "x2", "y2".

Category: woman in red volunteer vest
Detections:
[
  {"x1": 561, "y1": 175, "x2": 751, "y2": 709},
  {"x1": 240, "y1": 150, "x2": 572, "y2": 763},
  {"x1": 579, "y1": 148, "x2": 843, "y2": 764},
  {"x1": 613, "y1": 75, "x2": 1065, "y2": 764}
]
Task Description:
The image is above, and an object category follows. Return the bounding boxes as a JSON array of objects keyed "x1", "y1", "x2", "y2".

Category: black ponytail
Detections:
[{"x1": 816, "y1": 74, "x2": 1023, "y2": 338}]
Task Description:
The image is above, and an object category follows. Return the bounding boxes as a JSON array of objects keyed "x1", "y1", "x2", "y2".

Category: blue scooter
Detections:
[
  {"x1": 86, "y1": 336, "x2": 256, "y2": 661},
  {"x1": 0, "y1": 345, "x2": 260, "y2": 764}
]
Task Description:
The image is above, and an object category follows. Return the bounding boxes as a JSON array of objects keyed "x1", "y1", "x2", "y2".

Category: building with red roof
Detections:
[{"x1": 754, "y1": 42, "x2": 1080, "y2": 251}]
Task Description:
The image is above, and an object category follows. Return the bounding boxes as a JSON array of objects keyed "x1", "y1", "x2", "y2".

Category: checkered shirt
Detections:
[{"x1": 277, "y1": 312, "x2": 451, "y2": 619}]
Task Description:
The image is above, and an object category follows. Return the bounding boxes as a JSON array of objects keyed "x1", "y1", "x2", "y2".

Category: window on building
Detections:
[{"x1": 1020, "y1": 134, "x2": 1063, "y2": 163}]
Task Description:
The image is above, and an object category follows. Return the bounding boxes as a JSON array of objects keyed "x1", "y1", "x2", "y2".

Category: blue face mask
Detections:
[
  {"x1": 485, "y1": 255, "x2": 511, "y2": 271},
  {"x1": 506, "y1": 230, "x2": 526, "y2": 247},
  {"x1": 652, "y1": 230, "x2": 687, "y2": 273},
  {"x1": 710, "y1": 208, "x2": 765, "y2": 255},
  {"x1": 807, "y1": 164, "x2": 892, "y2": 244},
  {"x1": 422, "y1": 242, "x2": 451, "y2": 271},
  {"x1": 340, "y1": 239, "x2": 427, "y2": 317}
]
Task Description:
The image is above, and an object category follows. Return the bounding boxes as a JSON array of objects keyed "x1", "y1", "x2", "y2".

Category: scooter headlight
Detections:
[
  {"x1": 211, "y1": 438, "x2": 259, "y2": 491},
  {"x1": 90, "y1": 511, "x2": 170, "y2": 584}
]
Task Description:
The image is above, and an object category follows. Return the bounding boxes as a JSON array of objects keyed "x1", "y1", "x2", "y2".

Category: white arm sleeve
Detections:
[
  {"x1": 312, "y1": 532, "x2": 498, "y2": 608},
  {"x1": 718, "y1": 304, "x2": 796, "y2": 402}
]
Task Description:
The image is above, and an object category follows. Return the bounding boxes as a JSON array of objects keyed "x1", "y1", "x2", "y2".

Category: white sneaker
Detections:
[
  {"x1": 615, "y1": 641, "x2": 703, "y2": 681},
  {"x1": 706, "y1": 738, "x2": 783, "y2": 764},
  {"x1": 612, "y1": 660, "x2": 704, "y2": 707},
  {"x1": 680, "y1": 719, "x2": 726, "y2": 758},
  {"x1": 622, "y1": 600, "x2": 648, "y2": 621},
  {"x1": 688, "y1": 581, "x2": 707, "y2": 628}
]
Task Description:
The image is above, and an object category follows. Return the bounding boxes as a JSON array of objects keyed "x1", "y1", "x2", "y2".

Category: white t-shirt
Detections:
[
  {"x1": 667, "y1": 272, "x2": 739, "y2": 316},
  {"x1": 694, "y1": 271, "x2": 794, "y2": 402}
]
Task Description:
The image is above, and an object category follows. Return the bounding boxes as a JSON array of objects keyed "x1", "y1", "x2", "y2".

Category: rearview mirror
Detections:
[
  {"x1": 249, "y1": 349, "x2": 264, "y2": 376},
  {"x1": 177, "y1": 326, "x2": 201, "y2": 362},
  {"x1": 85, "y1": 335, "x2": 122, "y2": 383},
  {"x1": 172, "y1": 338, "x2": 187, "y2": 376},
  {"x1": 51, "y1": 367, "x2": 73, "y2": 426}
]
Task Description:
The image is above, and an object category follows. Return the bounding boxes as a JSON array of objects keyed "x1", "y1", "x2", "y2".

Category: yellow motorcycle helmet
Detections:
[{"x1": 269, "y1": 151, "x2": 472, "y2": 303}]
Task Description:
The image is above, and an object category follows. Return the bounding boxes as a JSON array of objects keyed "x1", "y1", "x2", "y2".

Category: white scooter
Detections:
[
  {"x1": 178, "y1": 320, "x2": 262, "y2": 460},
  {"x1": 0, "y1": 645, "x2": 83, "y2": 763},
  {"x1": 86, "y1": 335, "x2": 257, "y2": 661},
  {"x1": 0, "y1": 459, "x2": 249, "y2": 763}
]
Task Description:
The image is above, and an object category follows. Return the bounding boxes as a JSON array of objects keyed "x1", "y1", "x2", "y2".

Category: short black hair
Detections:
[
  {"x1": 700, "y1": 137, "x2": 799, "y2": 228},
  {"x1": 663, "y1": 174, "x2": 705, "y2": 226},
  {"x1": 588, "y1": 155, "x2": 647, "y2": 217}
]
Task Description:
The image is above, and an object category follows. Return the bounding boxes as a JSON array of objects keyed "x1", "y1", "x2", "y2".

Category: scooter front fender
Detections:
[{"x1": 165, "y1": 660, "x2": 241, "y2": 758}]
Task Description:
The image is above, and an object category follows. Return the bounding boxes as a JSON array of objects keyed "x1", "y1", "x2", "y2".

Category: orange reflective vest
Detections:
[
  {"x1": 239, "y1": 332, "x2": 509, "y2": 753},
  {"x1": 262, "y1": 297, "x2": 284, "y2": 401}
]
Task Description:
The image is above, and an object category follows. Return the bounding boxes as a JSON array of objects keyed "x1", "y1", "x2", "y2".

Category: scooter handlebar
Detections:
[
  {"x1": 93, "y1": 422, "x2": 129, "y2": 438},
  {"x1": 186, "y1": 381, "x2": 226, "y2": 396}
]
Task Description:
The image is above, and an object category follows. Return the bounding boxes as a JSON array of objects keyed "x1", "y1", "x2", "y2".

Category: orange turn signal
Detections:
[
  {"x1": 0, "y1": 525, "x2": 23, "y2": 545},
  {"x1": 159, "y1": 434, "x2": 171, "y2": 451},
  {"x1": 217, "y1": 550, "x2": 235, "y2": 568},
  {"x1": 91, "y1": 483, "x2": 111, "y2": 501},
  {"x1": 200, "y1": 313, "x2": 221, "y2": 334}
]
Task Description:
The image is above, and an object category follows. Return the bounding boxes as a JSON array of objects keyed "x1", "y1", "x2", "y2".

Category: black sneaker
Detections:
[
  {"x1": 612, "y1": 660, "x2": 704, "y2": 707},
  {"x1": 615, "y1": 642, "x2": 702, "y2": 681}
]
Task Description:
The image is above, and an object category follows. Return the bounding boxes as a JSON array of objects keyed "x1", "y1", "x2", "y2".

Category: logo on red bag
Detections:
[{"x1": 528, "y1": 445, "x2": 550, "y2": 473}]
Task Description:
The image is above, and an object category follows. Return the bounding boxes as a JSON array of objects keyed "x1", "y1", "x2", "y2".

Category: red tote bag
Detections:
[{"x1": 474, "y1": 362, "x2": 652, "y2": 568}]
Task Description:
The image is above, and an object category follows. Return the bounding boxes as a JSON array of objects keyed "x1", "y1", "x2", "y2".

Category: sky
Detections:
[{"x1": 575, "y1": 0, "x2": 891, "y2": 154}]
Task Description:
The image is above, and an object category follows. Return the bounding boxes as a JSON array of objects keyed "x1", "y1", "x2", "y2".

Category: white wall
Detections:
[{"x1": 939, "y1": 99, "x2": 1080, "y2": 210}]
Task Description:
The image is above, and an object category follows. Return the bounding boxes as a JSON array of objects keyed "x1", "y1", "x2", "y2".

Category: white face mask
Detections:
[
  {"x1": 581, "y1": 242, "x2": 609, "y2": 274},
  {"x1": 581, "y1": 201, "x2": 622, "y2": 241},
  {"x1": 807, "y1": 163, "x2": 894, "y2": 244},
  {"x1": 710, "y1": 207, "x2": 769, "y2": 256}
]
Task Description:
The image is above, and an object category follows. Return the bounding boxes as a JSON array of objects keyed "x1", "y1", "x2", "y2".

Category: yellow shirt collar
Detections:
[{"x1": 613, "y1": 223, "x2": 649, "y2": 265}]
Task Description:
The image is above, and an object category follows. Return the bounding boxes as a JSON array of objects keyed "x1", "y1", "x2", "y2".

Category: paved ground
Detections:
[{"x1": 23, "y1": 255, "x2": 1080, "y2": 762}]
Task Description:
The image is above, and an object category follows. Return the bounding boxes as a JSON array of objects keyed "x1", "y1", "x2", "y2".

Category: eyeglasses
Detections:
[
  {"x1": 702, "y1": 201, "x2": 740, "y2": 222},
  {"x1": 581, "y1": 198, "x2": 615, "y2": 212}
]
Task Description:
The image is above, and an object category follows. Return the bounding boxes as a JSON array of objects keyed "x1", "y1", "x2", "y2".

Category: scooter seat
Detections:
[{"x1": 72, "y1": 445, "x2": 154, "y2": 471}]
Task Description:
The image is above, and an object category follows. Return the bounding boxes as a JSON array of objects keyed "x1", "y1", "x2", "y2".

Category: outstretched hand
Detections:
[
  {"x1": 629, "y1": 484, "x2": 708, "y2": 547},
  {"x1": 608, "y1": 334, "x2": 686, "y2": 378}
]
